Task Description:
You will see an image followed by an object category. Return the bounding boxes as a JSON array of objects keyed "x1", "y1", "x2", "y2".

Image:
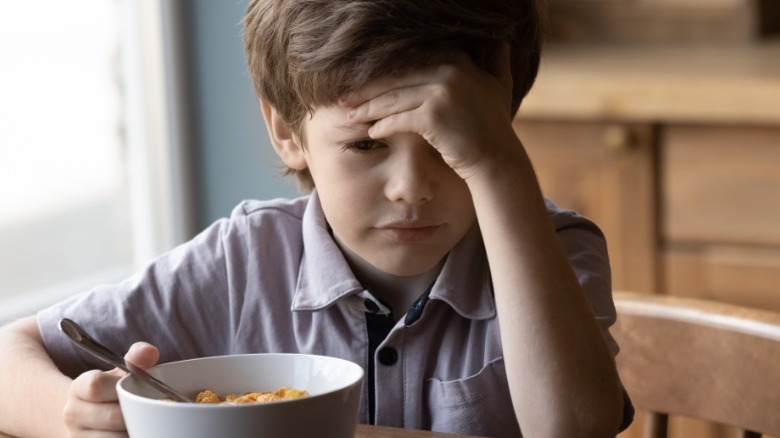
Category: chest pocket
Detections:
[{"x1": 425, "y1": 357, "x2": 522, "y2": 437}]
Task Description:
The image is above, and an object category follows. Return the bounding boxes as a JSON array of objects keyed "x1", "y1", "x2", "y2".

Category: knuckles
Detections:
[
  {"x1": 105, "y1": 403, "x2": 126, "y2": 429},
  {"x1": 380, "y1": 89, "x2": 400, "y2": 109},
  {"x1": 63, "y1": 369, "x2": 126, "y2": 434},
  {"x1": 74, "y1": 369, "x2": 119, "y2": 401}
]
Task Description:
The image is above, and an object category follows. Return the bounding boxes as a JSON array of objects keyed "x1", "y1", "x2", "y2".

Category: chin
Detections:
[{"x1": 373, "y1": 256, "x2": 443, "y2": 277}]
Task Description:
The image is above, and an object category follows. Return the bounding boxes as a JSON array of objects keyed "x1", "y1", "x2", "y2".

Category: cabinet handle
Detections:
[{"x1": 603, "y1": 125, "x2": 636, "y2": 152}]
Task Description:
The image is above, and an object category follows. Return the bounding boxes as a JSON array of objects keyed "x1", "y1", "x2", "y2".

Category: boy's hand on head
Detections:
[
  {"x1": 63, "y1": 342, "x2": 159, "y2": 437},
  {"x1": 339, "y1": 46, "x2": 521, "y2": 182}
]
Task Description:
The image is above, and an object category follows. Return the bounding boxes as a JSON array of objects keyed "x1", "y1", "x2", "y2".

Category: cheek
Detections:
[
  {"x1": 316, "y1": 156, "x2": 383, "y2": 204},
  {"x1": 443, "y1": 178, "x2": 477, "y2": 226},
  {"x1": 316, "y1": 174, "x2": 377, "y2": 234}
]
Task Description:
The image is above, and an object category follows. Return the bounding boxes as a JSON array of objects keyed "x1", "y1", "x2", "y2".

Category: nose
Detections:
[{"x1": 383, "y1": 135, "x2": 437, "y2": 204}]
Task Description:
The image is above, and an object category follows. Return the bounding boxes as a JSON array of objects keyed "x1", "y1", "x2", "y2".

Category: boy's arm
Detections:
[
  {"x1": 341, "y1": 50, "x2": 624, "y2": 436},
  {"x1": 0, "y1": 316, "x2": 71, "y2": 437},
  {"x1": 465, "y1": 145, "x2": 624, "y2": 437},
  {"x1": 0, "y1": 316, "x2": 158, "y2": 437}
]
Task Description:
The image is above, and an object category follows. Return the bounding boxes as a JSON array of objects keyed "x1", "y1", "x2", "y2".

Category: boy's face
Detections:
[{"x1": 301, "y1": 105, "x2": 477, "y2": 276}]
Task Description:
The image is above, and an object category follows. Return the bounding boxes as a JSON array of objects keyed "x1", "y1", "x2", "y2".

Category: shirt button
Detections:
[
  {"x1": 364, "y1": 299, "x2": 380, "y2": 313},
  {"x1": 378, "y1": 347, "x2": 398, "y2": 366}
]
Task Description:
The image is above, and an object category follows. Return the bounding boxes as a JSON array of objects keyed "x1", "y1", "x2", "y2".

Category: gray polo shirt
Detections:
[{"x1": 37, "y1": 192, "x2": 620, "y2": 437}]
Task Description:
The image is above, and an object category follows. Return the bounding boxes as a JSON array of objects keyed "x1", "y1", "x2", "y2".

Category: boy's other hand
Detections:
[
  {"x1": 63, "y1": 342, "x2": 159, "y2": 437},
  {"x1": 339, "y1": 45, "x2": 521, "y2": 182}
]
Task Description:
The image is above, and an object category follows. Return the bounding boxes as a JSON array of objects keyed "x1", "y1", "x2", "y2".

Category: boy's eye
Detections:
[{"x1": 343, "y1": 139, "x2": 383, "y2": 153}]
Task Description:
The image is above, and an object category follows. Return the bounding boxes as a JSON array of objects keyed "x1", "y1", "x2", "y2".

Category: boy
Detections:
[{"x1": 0, "y1": 0, "x2": 632, "y2": 436}]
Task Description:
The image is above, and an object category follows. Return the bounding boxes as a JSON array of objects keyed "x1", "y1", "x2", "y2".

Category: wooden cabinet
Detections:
[
  {"x1": 516, "y1": 120, "x2": 780, "y2": 438},
  {"x1": 661, "y1": 126, "x2": 780, "y2": 311},
  {"x1": 662, "y1": 126, "x2": 780, "y2": 247},
  {"x1": 518, "y1": 121, "x2": 780, "y2": 312},
  {"x1": 514, "y1": 43, "x2": 780, "y2": 438},
  {"x1": 513, "y1": 119, "x2": 658, "y2": 294}
]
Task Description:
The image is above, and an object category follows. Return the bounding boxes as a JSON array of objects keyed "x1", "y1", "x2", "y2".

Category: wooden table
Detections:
[
  {"x1": 0, "y1": 426, "x2": 478, "y2": 438},
  {"x1": 355, "y1": 425, "x2": 480, "y2": 437}
]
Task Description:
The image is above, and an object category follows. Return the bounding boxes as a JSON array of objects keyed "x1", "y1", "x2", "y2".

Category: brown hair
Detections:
[{"x1": 244, "y1": 0, "x2": 546, "y2": 190}]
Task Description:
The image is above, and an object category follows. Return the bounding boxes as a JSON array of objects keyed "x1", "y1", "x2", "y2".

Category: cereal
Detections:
[{"x1": 193, "y1": 387, "x2": 308, "y2": 404}]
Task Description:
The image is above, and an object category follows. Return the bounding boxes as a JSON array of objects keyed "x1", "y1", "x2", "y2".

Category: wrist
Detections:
[{"x1": 463, "y1": 141, "x2": 539, "y2": 197}]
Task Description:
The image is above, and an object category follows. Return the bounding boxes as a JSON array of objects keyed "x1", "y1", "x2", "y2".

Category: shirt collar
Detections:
[
  {"x1": 429, "y1": 223, "x2": 496, "y2": 320},
  {"x1": 292, "y1": 192, "x2": 496, "y2": 320},
  {"x1": 292, "y1": 192, "x2": 364, "y2": 311}
]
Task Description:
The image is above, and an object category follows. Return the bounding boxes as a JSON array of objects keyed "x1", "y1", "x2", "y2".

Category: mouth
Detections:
[{"x1": 377, "y1": 220, "x2": 440, "y2": 242}]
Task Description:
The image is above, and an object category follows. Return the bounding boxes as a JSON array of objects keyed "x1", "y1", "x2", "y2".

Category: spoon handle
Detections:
[{"x1": 58, "y1": 318, "x2": 192, "y2": 402}]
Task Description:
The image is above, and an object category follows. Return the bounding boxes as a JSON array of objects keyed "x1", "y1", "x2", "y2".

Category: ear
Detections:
[{"x1": 260, "y1": 100, "x2": 308, "y2": 170}]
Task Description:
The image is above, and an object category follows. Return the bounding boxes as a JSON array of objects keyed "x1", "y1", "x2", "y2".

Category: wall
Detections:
[{"x1": 185, "y1": 0, "x2": 298, "y2": 231}]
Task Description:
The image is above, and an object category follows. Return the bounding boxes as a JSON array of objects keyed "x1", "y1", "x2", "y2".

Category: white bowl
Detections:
[{"x1": 117, "y1": 353, "x2": 364, "y2": 438}]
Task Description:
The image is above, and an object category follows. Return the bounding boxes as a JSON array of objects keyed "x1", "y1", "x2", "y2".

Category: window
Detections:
[{"x1": 0, "y1": 0, "x2": 191, "y2": 323}]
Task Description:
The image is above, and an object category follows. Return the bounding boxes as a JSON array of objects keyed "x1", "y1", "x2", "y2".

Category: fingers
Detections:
[
  {"x1": 339, "y1": 52, "x2": 496, "y2": 109},
  {"x1": 124, "y1": 341, "x2": 160, "y2": 369},
  {"x1": 342, "y1": 62, "x2": 480, "y2": 143},
  {"x1": 335, "y1": 50, "x2": 518, "y2": 180},
  {"x1": 341, "y1": 86, "x2": 428, "y2": 139},
  {"x1": 365, "y1": 106, "x2": 436, "y2": 145},
  {"x1": 71, "y1": 369, "x2": 123, "y2": 403},
  {"x1": 62, "y1": 343, "x2": 159, "y2": 437},
  {"x1": 348, "y1": 86, "x2": 428, "y2": 138},
  {"x1": 64, "y1": 369, "x2": 127, "y2": 435},
  {"x1": 342, "y1": 66, "x2": 458, "y2": 132},
  {"x1": 341, "y1": 58, "x2": 500, "y2": 133},
  {"x1": 67, "y1": 432, "x2": 128, "y2": 438},
  {"x1": 339, "y1": 67, "x2": 431, "y2": 108}
]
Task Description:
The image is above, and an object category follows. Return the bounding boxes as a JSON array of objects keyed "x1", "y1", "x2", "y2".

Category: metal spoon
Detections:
[{"x1": 58, "y1": 318, "x2": 193, "y2": 403}]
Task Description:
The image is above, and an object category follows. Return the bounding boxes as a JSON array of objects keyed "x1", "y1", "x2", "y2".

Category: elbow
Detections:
[
  {"x1": 574, "y1": 382, "x2": 626, "y2": 438},
  {"x1": 544, "y1": 382, "x2": 626, "y2": 438},
  {"x1": 543, "y1": 408, "x2": 624, "y2": 438}
]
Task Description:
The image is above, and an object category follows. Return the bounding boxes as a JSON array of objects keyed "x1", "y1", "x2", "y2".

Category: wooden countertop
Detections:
[
  {"x1": 518, "y1": 41, "x2": 780, "y2": 125},
  {"x1": 0, "y1": 426, "x2": 478, "y2": 438},
  {"x1": 355, "y1": 424, "x2": 480, "y2": 437}
]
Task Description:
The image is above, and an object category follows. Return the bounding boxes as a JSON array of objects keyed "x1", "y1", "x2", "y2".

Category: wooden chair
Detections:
[{"x1": 611, "y1": 291, "x2": 780, "y2": 438}]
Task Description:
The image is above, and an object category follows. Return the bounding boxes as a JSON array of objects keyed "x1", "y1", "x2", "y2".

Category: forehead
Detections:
[{"x1": 305, "y1": 106, "x2": 371, "y2": 133}]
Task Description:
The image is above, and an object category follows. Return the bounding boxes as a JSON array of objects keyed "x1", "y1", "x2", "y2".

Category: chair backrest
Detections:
[{"x1": 611, "y1": 291, "x2": 780, "y2": 438}]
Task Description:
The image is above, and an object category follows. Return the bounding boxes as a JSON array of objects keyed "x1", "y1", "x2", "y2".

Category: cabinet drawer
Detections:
[
  {"x1": 664, "y1": 244, "x2": 780, "y2": 312},
  {"x1": 662, "y1": 126, "x2": 780, "y2": 246},
  {"x1": 515, "y1": 119, "x2": 657, "y2": 292}
]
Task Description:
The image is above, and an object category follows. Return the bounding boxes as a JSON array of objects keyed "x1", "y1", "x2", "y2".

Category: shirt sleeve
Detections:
[
  {"x1": 546, "y1": 199, "x2": 636, "y2": 432},
  {"x1": 545, "y1": 199, "x2": 620, "y2": 357},
  {"x1": 36, "y1": 216, "x2": 236, "y2": 378}
]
